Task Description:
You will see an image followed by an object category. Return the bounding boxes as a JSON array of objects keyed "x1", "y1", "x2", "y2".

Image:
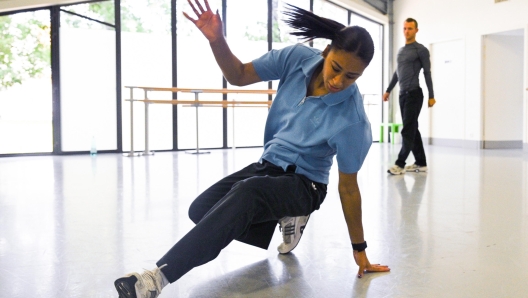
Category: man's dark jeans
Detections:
[{"x1": 396, "y1": 87, "x2": 427, "y2": 168}]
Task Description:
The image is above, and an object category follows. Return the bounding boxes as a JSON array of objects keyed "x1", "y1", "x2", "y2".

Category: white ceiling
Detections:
[{"x1": 0, "y1": 0, "x2": 88, "y2": 13}]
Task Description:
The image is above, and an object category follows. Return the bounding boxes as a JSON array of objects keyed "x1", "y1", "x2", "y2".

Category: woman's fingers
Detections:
[
  {"x1": 182, "y1": 11, "x2": 196, "y2": 23},
  {"x1": 204, "y1": 0, "x2": 212, "y2": 12},
  {"x1": 364, "y1": 264, "x2": 390, "y2": 273},
  {"x1": 187, "y1": 0, "x2": 200, "y2": 17},
  {"x1": 195, "y1": 0, "x2": 205, "y2": 13}
]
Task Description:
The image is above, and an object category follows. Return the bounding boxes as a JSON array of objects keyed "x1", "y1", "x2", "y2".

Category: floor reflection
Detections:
[
  {"x1": 0, "y1": 145, "x2": 527, "y2": 297},
  {"x1": 187, "y1": 255, "x2": 304, "y2": 298}
]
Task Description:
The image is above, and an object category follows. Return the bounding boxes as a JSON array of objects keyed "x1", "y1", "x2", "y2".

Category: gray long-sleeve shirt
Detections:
[{"x1": 386, "y1": 41, "x2": 434, "y2": 99}]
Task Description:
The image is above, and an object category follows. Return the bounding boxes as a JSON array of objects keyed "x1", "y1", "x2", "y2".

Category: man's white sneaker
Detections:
[
  {"x1": 387, "y1": 165, "x2": 406, "y2": 175},
  {"x1": 277, "y1": 215, "x2": 310, "y2": 254},
  {"x1": 114, "y1": 264, "x2": 167, "y2": 298},
  {"x1": 404, "y1": 164, "x2": 428, "y2": 172}
]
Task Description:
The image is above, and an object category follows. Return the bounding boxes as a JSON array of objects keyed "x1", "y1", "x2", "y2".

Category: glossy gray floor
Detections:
[{"x1": 1, "y1": 144, "x2": 527, "y2": 298}]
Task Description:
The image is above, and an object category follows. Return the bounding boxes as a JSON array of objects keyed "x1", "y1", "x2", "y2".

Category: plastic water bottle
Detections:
[{"x1": 90, "y1": 136, "x2": 97, "y2": 156}]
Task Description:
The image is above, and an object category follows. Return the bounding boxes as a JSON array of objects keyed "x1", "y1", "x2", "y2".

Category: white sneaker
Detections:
[
  {"x1": 387, "y1": 165, "x2": 406, "y2": 175},
  {"x1": 114, "y1": 264, "x2": 167, "y2": 298},
  {"x1": 277, "y1": 215, "x2": 310, "y2": 254},
  {"x1": 404, "y1": 164, "x2": 428, "y2": 172}
]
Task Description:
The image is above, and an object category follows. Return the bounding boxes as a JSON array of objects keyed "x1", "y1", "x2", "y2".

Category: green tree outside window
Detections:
[{"x1": 0, "y1": 14, "x2": 50, "y2": 90}]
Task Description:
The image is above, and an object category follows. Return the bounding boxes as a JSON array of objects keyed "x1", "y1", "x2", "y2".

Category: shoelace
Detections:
[{"x1": 139, "y1": 264, "x2": 167, "y2": 295}]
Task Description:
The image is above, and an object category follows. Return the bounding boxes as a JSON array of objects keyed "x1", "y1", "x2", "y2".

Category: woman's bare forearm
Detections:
[{"x1": 209, "y1": 37, "x2": 261, "y2": 86}]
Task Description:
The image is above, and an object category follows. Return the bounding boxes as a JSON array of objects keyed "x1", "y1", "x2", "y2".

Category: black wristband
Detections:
[{"x1": 352, "y1": 241, "x2": 367, "y2": 252}]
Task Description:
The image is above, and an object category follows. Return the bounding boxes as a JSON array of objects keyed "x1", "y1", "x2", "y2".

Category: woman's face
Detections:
[{"x1": 322, "y1": 47, "x2": 367, "y2": 93}]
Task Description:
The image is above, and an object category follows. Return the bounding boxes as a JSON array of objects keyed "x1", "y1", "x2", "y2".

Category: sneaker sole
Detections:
[
  {"x1": 387, "y1": 169, "x2": 405, "y2": 175},
  {"x1": 115, "y1": 275, "x2": 138, "y2": 298},
  {"x1": 406, "y1": 168, "x2": 428, "y2": 173},
  {"x1": 278, "y1": 215, "x2": 310, "y2": 255}
]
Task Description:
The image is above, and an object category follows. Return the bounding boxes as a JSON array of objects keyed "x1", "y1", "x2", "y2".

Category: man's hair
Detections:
[
  {"x1": 283, "y1": 4, "x2": 375, "y2": 66},
  {"x1": 405, "y1": 18, "x2": 418, "y2": 29}
]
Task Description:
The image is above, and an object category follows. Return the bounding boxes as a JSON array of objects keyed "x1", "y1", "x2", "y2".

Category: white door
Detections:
[{"x1": 427, "y1": 39, "x2": 465, "y2": 146}]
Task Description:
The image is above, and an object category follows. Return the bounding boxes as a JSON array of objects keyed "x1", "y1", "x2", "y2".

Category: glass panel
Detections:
[
  {"x1": 60, "y1": 1, "x2": 117, "y2": 152},
  {"x1": 225, "y1": 0, "x2": 269, "y2": 148},
  {"x1": 351, "y1": 14, "x2": 383, "y2": 142},
  {"x1": 62, "y1": 1, "x2": 115, "y2": 29},
  {"x1": 176, "y1": 0, "x2": 223, "y2": 150},
  {"x1": 312, "y1": 0, "x2": 348, "y2": 51},
  {"x1": 121, "y1": 0, "x2": 173, "y2": 152},
  {"x1": 0, "y1": 11, "x2": 52, "y2": 154}
]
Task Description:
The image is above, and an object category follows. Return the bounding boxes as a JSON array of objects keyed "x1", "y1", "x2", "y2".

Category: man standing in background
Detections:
[{"x1": 383, "y1": 18, "x2": 436, "y2": 175}]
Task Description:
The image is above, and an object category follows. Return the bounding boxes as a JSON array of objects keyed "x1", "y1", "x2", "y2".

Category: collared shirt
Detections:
[{"x1": 252, "y1": 44, "x2": 372, "y2": 184}]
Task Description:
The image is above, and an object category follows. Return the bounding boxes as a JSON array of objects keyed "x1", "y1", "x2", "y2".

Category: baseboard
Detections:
[
  {"x1": 424, "y1": 138, "x2": 526, "y2": 149},
  {"x1": 482, "y1": 140, "x2": 523, "y2": 149},
  {"x1": 424, "y1": 137, "x2": 482, "y2": 149}
]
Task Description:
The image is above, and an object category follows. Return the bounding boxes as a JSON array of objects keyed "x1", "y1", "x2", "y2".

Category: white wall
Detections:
[
  {"x1": 483, "y1": 33, "x2": 524, "y2": 148},
  {"x1": 393, "y1": 0, "x2": 528, "y2": 149}
]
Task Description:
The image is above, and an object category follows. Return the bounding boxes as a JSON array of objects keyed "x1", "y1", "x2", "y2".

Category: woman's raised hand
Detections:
[{"x1": 183, "y1": 0, "x2": 223, "y2": 43}]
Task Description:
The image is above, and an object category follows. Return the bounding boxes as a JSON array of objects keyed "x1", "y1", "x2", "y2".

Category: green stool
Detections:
[{"x1": 380, "y1": 123, "x2": 403, "y2": 144}]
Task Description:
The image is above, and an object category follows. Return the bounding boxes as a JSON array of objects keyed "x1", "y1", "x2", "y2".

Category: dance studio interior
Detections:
[{"x1": 0, "y1": 0, "x2": 527, "y2": 297}]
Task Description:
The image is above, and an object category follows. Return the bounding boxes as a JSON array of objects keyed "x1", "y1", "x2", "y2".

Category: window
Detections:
[
  {"x1": 121, "y1": 0, "x2": 172, "y2": 152},
  {"x1": 60, "y1": 1, "x2": 117, "y2": 152},
  {"x1": 176, "y1": 0, "x2": 223, "y2": 150},
  {"x1": 225, "y1": 0, "x2": 270, "y2": 148},
  {"x1": 0, "y1": 0, "x2": 384, "y2": 155},
  {"x1": 351, "y1": 13, "x2": 383, "y2": 141},
  {"x1": 0, "y1": 10, "x2": 52, "y2": 154}
]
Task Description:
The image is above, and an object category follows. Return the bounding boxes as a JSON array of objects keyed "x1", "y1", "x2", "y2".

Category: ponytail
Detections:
[
  {"x1": 283, "y1": 3, "x2": 345, "y2": 42},
  {"x1": 283, "y1": 4, "x2": 375, "y2": 66}
]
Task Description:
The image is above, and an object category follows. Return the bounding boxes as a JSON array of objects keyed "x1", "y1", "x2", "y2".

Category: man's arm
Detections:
[
  {"x1": 383, "y1": 71, "x2": 399, "y2": 101},
  {"x1": 338, "y1": 170, "x2": 390, "y2": 278},
  {"x1": 419, "y1": 47, "x2": 436, "y2": 107}
]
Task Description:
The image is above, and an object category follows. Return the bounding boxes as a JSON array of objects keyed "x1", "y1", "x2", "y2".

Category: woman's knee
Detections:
[{"x1": 188, "y1": 199, "x2": 207, "y2": 224}]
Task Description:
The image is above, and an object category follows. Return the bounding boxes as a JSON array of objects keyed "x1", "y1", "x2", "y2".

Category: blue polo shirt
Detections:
[{"x1": 252, "y1": 44, "x2": 372, "y2": 184}]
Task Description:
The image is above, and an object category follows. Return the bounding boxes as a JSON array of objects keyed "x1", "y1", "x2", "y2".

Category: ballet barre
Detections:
[{"x1": 124, "y1": 86, "x2": 275, "y2": 156}]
